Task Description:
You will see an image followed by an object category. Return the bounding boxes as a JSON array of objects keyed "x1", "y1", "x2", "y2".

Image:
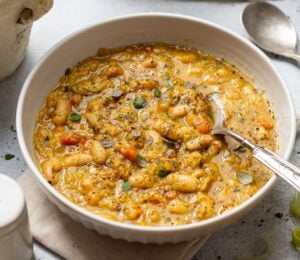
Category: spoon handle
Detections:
[
  {"x1": 253, "y1": 147, "x2": 300, "y2": 191},
  {"x1": 282, "y1": 52, "x2": 300, "y2": 63}
]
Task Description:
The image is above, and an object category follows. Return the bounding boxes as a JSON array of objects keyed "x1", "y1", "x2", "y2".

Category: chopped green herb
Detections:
[
  {"x1": 122, "y1": 181, "x2": 131, "y2": 192},
  {"x1": 292, "y1": 227, "x2": 300, "y2": 248},
  {"x1": 158, "y1": 169, "x2": 171, "y2": 178},
  {"x1": 207, "y1": 110, "x2": 214, "y2": 119},
  {"x1": 167, "y1": 84, "x2": 174, "y2": 90},
  {"x1": 136, "y1": 155, "x2": 148, "y2": 168},
  {"x1": 5, "y1": 154, "x2": 15, "y2": 160},
  {"x1": 163, "y1": 138, "x2": 179, "y2": 149},
  {"x1": 154, "y1": 88, "x2": 161, "y2": 97},
  {"x1": 290, "y1": 192, "x2": 300, "y2": 218},
  {"x1": 105, "y1": 97, "x2": 113, "y2": 103},
  {"x1": 133, "y1": 96, "x2": 145, "y2": 109},
  {"x1": 208, "y1": 91, "x2": 220, "y2": 95},
  {"x1": 119, "y1": 114, "x2": 127, "y2": 119},
  {"x1": 155, "y1": 159, "x2": 161, "y2": 164},
  {"x1": 236, "y1": 172, "x2": 253, "y2": 185},
  {"x1": 64, "y1": 86, "x2": 69, "y2": 92},
  {"x1": 234, "y1": 144, "x2": 246, "y2": 153},
  {"x1": 69, "y1": 112, "x2": 81, "y2": 122}
]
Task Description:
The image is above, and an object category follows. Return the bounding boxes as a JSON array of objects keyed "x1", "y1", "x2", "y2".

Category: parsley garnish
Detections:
[
  {"x1": 5, "y1": 154, "x2": 15, "y2": 160},
  {"x1": 122, "y1": 181, "x2": 131, "y2": 192}
]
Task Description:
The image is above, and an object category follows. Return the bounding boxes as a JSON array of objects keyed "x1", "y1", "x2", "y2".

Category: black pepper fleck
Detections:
[{"x1": 10, "y1": 125, "x2": 16, "y2": 132}]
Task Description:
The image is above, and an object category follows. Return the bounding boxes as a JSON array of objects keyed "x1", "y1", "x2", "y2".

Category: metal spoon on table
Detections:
[
  {"x1": 211, "y1": 96, "x2": 300, "y2": 191},
  {"x1": 241, "y1": 1, "x2": 300, "y2": 62}
]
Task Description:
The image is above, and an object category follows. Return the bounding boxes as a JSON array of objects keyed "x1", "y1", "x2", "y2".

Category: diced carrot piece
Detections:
[
  {"x1": 188, "y1": 115, "x2": 212, "y2": 134},
  {"x1": 165, "y1": 190, "x2": 177, "y2": 200},
  {"x1": 121, "y1": 147, "x2": 137, "y2": 162},
  {"x1": 70, "y1": 94, "x2": 82, "y2": 106},
  {"x1": 80, "y1": 136, "x2": 88, "y2": 145},
  {"x1": 197, "y1": 120, "x2": 211, "y2": 134},
  {"x1": 60, "y1": 133, "x2": 80, "y2": 146},
  {"x1": 257, "y1": 118, "x2": 274, "y2": 130},
  {"x1": 80, "y1": 124, "x2": 85, "y2": 130}
]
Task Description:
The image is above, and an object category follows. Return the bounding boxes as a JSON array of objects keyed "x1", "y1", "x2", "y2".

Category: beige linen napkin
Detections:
[{"x1": 18, "y1": 170, "x2": 210, "y2": 260}]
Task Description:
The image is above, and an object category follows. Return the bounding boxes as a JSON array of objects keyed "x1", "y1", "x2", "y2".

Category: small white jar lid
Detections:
[{"x1": 0, "y1": 174, "x2": 25, "y2": 235}]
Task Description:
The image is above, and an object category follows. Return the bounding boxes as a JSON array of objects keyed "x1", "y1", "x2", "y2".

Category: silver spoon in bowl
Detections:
[
  {"x1": 241, "y1": 1, "x2": 300, "y2": 62},
  {"x1": 210, "y1": 96, "x2": 300, "y2": 191}
]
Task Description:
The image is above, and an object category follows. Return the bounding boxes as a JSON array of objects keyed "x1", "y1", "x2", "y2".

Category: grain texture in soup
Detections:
[{"x1": 34, "y1": 44, "x2": 276, "y2": 226}]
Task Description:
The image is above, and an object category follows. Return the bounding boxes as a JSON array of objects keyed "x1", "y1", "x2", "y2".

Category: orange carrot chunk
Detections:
[
  {"x1": 121, "y1": 147, "x2": 138, "y2": 162},
  {"x1": 70, "y1": 94, "x2": 82, "y2": 106},
  {"x1": 257, "y1": 118, "x2": 274, "y2": 130},
  {"x1": 197, "y1": 120, "x2": 211, "y2": 134},
  {"x1": 60, "y1": 133, "x2": 81, "y2": 146}
]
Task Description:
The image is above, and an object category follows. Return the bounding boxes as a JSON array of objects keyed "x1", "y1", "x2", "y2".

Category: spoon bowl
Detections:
[
  {"x1": 242, "y1": 2, "x2": 300, "y2": 61},
  {"x1": 210, "y1": 95, "x2": 256, "y2": 149}
]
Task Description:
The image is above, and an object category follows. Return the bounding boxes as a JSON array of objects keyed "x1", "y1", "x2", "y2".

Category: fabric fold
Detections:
[{"x1": 18, "y1": 171, "x2": 209, "y2": 260}]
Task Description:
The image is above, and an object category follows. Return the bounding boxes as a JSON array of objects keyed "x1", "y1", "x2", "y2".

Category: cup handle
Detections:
[
  {"x1": 18, "y1": 0, "x2": 53, "y2": 25},
  {"x1": 297, "y1": 114, "x2": 300, "y2": 133}
]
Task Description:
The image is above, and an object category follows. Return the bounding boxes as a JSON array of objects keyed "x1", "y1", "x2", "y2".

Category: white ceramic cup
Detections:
[
  {"x1": 0, "y1": 0, "x2": 53, "y2": 80},
  {"x1": 0, "y1": 174, "x2": 33, "y2": 260}
]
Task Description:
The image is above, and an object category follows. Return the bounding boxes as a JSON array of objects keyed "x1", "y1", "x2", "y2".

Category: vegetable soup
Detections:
[{"x1": 34, "y1": 44, "x2": 276, "y2": 226}]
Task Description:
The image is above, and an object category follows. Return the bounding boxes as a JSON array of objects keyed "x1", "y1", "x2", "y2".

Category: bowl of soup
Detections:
[{"x1": 17, "y1": 13, "x2": 296, "y2": 243}]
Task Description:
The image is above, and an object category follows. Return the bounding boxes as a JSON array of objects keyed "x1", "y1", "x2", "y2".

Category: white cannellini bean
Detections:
[
  {"x1": 91, "y1": 140, "x2": 108, "y2": 164},
  {"x1": 52, "y1": 99, "x2": 71, "y2": 126},
  {"x1": 168, "y1": 104, "x2": 189, "y2": 118},
  {"x1": 41, "y1": 157, "x2": 62, "y2": 184},
  {"x1": 142, "y1": 58, "x2": 157, "y2": 68},
  {"x1": 185, "y1": 135, "x2": 213, "y2": 151},
  {"x1": 166, "y1": 173, "x2": 199, "y2": 193},
  {"x1": 167, "y1": 201, "x2": 189, "y2": 214},
  {"x1": 63, "y1": 153, "x2": 92, "y2": 167},
  {"x1": 84, "y1": 112, "x2": 98, "y2": 127},
  {"x1": 140, "y1": 130, "x2": 167, "y2": 160},
  {"x1": 129, "y1": 173, "x2": 155, "y2": 189},
  {"x1": 147, "y1": 130, "x2": 163, "y2": 145}
]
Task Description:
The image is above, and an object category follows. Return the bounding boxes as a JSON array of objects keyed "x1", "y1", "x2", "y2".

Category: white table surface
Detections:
[{"x1": 1, "y1": 0, "x2": 300, "y2": 259}]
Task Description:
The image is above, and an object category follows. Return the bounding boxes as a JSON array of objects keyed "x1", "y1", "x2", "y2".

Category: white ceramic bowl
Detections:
[{"x1": 17, "y1": 13, "x2": 296, "y2": 244}]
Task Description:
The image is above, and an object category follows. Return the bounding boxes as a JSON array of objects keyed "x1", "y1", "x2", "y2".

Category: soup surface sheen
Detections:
[{"x1": 34, "y1": 44, "x2": 276, "y2": 226}]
